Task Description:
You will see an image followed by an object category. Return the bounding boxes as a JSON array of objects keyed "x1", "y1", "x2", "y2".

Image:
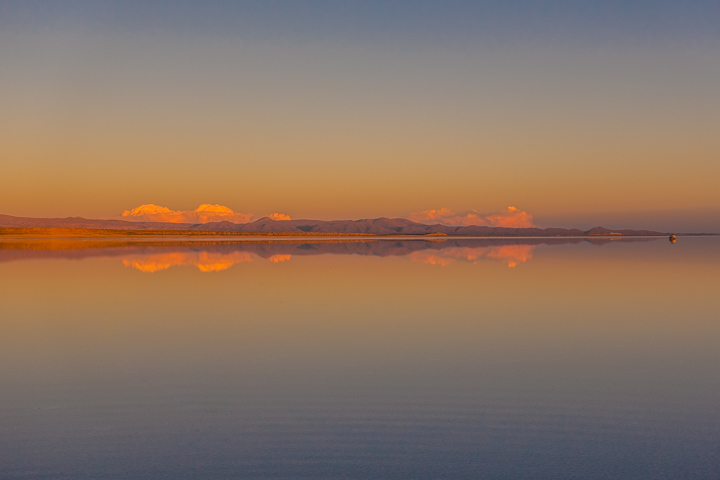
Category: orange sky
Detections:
[{"x1": 1, "y1": 4, "x2": 719, "y2": 232}]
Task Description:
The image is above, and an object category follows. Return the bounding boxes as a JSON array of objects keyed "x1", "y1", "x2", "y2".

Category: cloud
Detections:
[
  {"x1": 122, "y1": 251, "x2": 254, "y2": 272},
  {"x1": 483, "y1": 207, "x2": 536, "y2": 228},
  {"x1": 407, "y1": 206, "x2": 536, "y2": 228},
  {"x1": 267, "y1": 213, "x2": 291, "y2": 221},
  {"x1": 409, "y1": 245, "x2": 535, "y2": 268},
  {"x1": 121, "y1": 204, "x2": 253, "y2": 224},
  {"x1": 408, "y1": 208, "x2": 455, "y2": 223}
]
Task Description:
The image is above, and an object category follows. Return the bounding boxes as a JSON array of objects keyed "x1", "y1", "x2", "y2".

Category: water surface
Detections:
[{"x1": 0, "y1": 237, "x2": 718, "y2": 479}]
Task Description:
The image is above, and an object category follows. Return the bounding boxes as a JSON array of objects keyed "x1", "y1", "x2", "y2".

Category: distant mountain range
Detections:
[{"x1": 0, "y1": 214, "x2": 670, "y2": 236}]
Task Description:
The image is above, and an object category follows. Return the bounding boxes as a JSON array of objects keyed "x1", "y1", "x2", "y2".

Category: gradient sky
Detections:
[{"x1": 1, "y1": 1, "x2": 719, "y2": 231}]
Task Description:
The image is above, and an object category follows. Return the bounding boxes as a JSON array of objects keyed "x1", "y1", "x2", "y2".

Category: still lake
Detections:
[{"x1": 0, "y1": 236, "x2": 718, "y2": 479}]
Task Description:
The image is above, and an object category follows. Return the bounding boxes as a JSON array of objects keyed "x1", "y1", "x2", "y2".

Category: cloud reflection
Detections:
[
  {"x1": 0, "y1": 237, "x2": 659, "y2": 272},
  {"x1": 409, "y1": 245, "x2": 535, "y2": 268},
  {"x1": 120, "y1": 251, "x2": 295, "y2": 272},
  {"x1": 122, "y1": 251, "x2": 254, "y2": 272},
  {"x1": 267, "y1": 254, "x2": 292, "y2": 263}
]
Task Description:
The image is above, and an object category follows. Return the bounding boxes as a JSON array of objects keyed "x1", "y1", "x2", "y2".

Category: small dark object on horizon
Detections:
[{"x1": 669, "y1": 234, "x2": 676, "y2": 243}]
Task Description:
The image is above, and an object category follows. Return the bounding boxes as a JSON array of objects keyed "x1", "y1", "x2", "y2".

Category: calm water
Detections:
[{"x1": 0, "y1": 236, "x2": 718, "y2": 479}]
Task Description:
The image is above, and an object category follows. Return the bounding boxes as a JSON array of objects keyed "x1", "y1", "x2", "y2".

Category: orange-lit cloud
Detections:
[
  {"x1": 267, "y1": 254, "x2": 292, "y2": 263},
  {"x1": 121, "y1": 204, "x2": 253, "y2": 224},
  {"x1": 267, "y1": 213, "x2": 291, "y2": 221},
  {"x1": 409, "y1": 245, "x2": 535, "y2": 268},
  {"x1": 408, "y1": 206, "x2": 536, "y2": 228},
  {"x1": 122, "y1": 251, "x2": 254, "y2": 272}
]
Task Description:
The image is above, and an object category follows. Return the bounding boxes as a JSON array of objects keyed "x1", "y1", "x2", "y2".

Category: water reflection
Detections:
[
  {"x1": 409, "y1": 244, "x2": 536, "y2": 267},
  {"x1": 0, "y1": 235, "x2": 718, "y2": 480},
  {"x1": 0, "y1": 236, "x2": 658, "y2": 272},
  {"x1": 122, "y1": 251, "x2": 255, "y2": 272}
]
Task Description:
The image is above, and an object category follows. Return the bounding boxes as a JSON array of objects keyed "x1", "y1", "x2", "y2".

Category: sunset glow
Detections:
[
  {"x1": 408, "y1": 206, "x2": 536, "y2": 228},
  {"x1": 122, "y1": 251, "x2": 254, "y2": 272},
  {"x1": 121, "y1": 204, "x2": 253, "y2": 224},
  {"x1": 0, "y1": 2, "x2": 717, "y2": 232},
  {"x1": 409, "y1": 245, "x2": 535, "y2": 268},
  {"x1": 267, "y1": 254, "x2": 292, "y2": 263},
  {"x1": 3, "y1": 3, "x2": 720, "y2": 478}
]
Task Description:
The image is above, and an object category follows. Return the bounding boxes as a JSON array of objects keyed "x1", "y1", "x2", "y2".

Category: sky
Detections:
[{"x1": 1, "y1": 1, "x2": 719, "y2": 232}]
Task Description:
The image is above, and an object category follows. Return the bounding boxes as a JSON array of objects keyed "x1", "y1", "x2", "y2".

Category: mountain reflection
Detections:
[
  {"x1": 0, "y1": 237, "x2": 658, "y2": 272},
  {"x1": 123, "y1": 245, "x2": 534, "y2": 272}
]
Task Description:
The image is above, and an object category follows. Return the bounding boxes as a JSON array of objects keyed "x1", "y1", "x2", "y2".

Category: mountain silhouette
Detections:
[{"x1": 0, "y1": 214, "x2": 668, "y2": 236}]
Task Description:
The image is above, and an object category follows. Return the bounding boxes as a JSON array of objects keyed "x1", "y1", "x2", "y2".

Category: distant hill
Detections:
[{"x1": 0, "y1": 214, "x2": 668, "y2": 236}]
